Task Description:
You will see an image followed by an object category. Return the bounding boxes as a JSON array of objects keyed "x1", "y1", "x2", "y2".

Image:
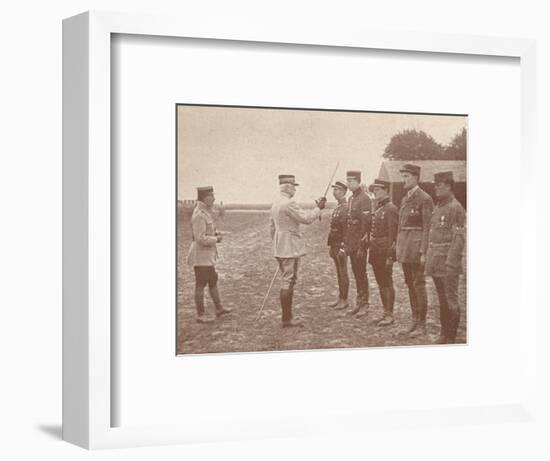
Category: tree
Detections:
[
  {"x1": 443, "y1": 128, "x2": 467, "y2": 160},
  {"x1": 383, "y1": 129, "x2": 444, "y2": 160}
]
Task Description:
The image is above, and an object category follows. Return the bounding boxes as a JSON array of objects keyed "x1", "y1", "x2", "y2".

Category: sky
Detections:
[{"x1": 177, "y1": 105, "x2": 467, "y2": 204}]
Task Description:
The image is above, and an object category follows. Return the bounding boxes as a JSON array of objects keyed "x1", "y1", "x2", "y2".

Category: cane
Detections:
[{"x1": 255, "y1": 266, "x2": 280, "y2": 321}]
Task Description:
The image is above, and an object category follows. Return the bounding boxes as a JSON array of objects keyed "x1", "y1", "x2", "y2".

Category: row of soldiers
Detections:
[{"x1": 186, "y1": 163, "x2": 465, "y2": 345}]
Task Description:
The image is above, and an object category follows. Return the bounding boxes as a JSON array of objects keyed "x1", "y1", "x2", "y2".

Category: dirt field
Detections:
[{"x1": 176, "y1": 209, "x2": 467, "y2": 354}]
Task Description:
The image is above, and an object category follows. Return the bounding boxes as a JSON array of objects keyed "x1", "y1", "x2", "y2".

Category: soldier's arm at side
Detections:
[
  {"x1": 388, "y1": 206, "x2": 399, "y2": 258},
  {"x1": 446, "y1": 204, "x2": 466, "y2": 269},
  {"x1": 397, "y1": 196, "x2": 405, "y2": 234},
  {"x1": 269, "y1": 216, "x2": 275, "y2": 240},
  {"x1": 420, "y1": 195, "x2": 434, "y2": 256},
  {"x1": 360, "y1": 195, "x2": 372, "y2": 246},
  {"x1": 286, "y1": 200, "x2": 320, "y2": 224},
  {"x1": 193, "y1": 215, "x2": 217, "y2": 247}
]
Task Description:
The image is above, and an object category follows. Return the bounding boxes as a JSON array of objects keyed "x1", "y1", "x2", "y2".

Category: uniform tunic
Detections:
[
  {"x1": 425, "y1": 195, "x2": 466, "y2": 277},
  {"x1": 344, "y1": 189, "x2": 372, "y2": 252},
  {"x1": 270, "y1": 192, "x2": 320, "y2": 290},
  {"x1": 327, "y1": 199, "x2": 348, "y2": 248},
  {"x1": 270, "y1": 192, "x2": 320, "y2": 258},
  {"x1": 396, "y1": 186, "x2": 434, "y2": 264},
  {"x1": 368, "y1": 197, "x2": 399, "y2": 264},
  {"x1": 187, "y1": 201, "x2": 218, "y2": 267}
]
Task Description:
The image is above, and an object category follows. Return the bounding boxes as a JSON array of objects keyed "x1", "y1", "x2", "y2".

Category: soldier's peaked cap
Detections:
[
  {"x1": 433, "y1": 171, "x2": 454, "y2": 184},
  {"x1": 278, "y1": 174, "x2": 299, "y2": 186},
  {"x1": 197, "y1": 186, "x2": 214, "y2": 200},
  {"x1": 331, "y1": 180, "x2": 348, "y2": 191},
  {"x1": 368, "y1": 178, "x2": 390, "y2": 192},
  {"x1": 346, "y1": 170, "x2": 361, "y2": 181},
  {"x1": 399, "y1": 163, "x2": 421, "y2": 177}
]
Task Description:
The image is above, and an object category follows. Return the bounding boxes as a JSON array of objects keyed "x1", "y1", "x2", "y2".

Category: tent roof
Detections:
[{"x1": 378, "y1": 160, "x2": 466, "y2": 183}]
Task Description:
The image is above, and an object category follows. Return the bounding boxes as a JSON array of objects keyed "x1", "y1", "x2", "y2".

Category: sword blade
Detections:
[{"x1": 322, "y1": 161, "x2": 340, "y2": 198}]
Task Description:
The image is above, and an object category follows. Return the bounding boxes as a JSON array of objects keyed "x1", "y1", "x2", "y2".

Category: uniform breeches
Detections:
[
  {"x1": 371, "y1": 256, "x2": 395, "y2": 314},
  {"x1": 401, "y1": 262, "x2": 428, "y2": 321},
  {"x1": 432, "y1": 275, "x2": 460, "y2": 342},
  {"x1": 276, "y1": 257, "x2": 299, "y2": 290},
  {"x1": 193, "y1": 266, "x2": 219, "y2": 315},
  {"x1": 329, "y1": 246, "x2": 349, "y2": 300},
  {"x1": 349, "y1": 249, "x2": 369, "y2": 303},
  {"x1": 194, "y1": 266, "x2": 218, "y2": 288},
  {"x1": 370, "y1": 255, "x2": 394, "y2": 289}
]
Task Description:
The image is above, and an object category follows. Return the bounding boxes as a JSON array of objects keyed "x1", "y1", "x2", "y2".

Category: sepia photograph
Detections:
[{"x1": 176, "y1": 104, "x2": 467, "y2": 355}]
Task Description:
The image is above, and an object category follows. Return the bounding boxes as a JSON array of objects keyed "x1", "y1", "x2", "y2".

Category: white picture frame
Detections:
[{"x1": 62, "y1": 10, "x2": 537, "y2": 449}]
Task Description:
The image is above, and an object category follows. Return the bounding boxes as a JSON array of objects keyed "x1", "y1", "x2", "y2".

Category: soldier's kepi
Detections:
[
  {"x1": 396, "y1": 164, "x2": 434, "y2": 337},
  {"x1": 186, "y1": 186, "x2": 232, "y2": 323},
  {"x1": 344, "y1": 170, "x2": 372, "y2": 317},
  {"x1": 327, "y1": 180, "x2": 349, "y2": 310},
  {"x1": 368, "y1": 179, "x2": 399, "y2": 326},
  {"x1": 270, "y1": 174, "x2": 327, "y2": 328},
  {"x1": 425, "y1": 171, "x2": 466, "y2": 344}
]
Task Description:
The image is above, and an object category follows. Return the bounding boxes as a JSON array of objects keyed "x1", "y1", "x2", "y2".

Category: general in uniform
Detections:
[
  {"x1": 326, "y1": 180, "x2": 349, "y2": 310},
  {"x1": 396, "y1": 164, "x2": 434, "y2": 337},
  {"x1": 368, "y1": 179, "x2": 399, "y2": 326},
  {"x1": 270, "y1": 175, "x2": 326, "y2": 327},
  {"x1": 425, "y1": 171, "x2": 466, "y2": 344},
  {"x1": 186, "y1": 186, "x2": 232, "y2": 323},
  {"x1": 344, "y1": 170, "x2": 372, "y2": 317}
]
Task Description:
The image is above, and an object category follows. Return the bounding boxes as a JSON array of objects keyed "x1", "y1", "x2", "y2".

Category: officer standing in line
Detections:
[
  {"x1": 368, "y1": 179, "x2": 399, "y2": 326},
  {"x1": 187, "y1": 186, "x2": 232, "y2": 323},
  {"x1": 425, "y1": 171, "x2": 466, "y2": 344},
  {"x1": 396, "y1": 164, "x2": 434, "y2": 337},
  {"x1": 344, "y1": 170, "x2": 372, "y2": 317},
  {"x1": 270, "y1": 175, "x2": 327, "y2": 328},
  {"x1": 327, "y1": 180, "x2": 349, "y2": 310}
]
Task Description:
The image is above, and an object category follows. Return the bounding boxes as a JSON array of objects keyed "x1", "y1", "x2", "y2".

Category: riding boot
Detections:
[
  {"x1": 195, "y1": 287, "x2": 212, "y2": 323},
  {"x1": 405, "y1": 285, "x2": 418, "y2": 333},
  {"x1": 373, "y1": 287, "x2": 388, "y2": 323},
  {"x1": 349, "y1": 297, "x2": 362, "y2": 316},
  {"x1": 282, "y1": 288, "x2": 303, "y2": 328},
  {"x1": 377, "y1": 287, "x2": 395, "y2": 326},
  {"x1": 209, "y1": 285, "x2": 232, "y2": 317}
]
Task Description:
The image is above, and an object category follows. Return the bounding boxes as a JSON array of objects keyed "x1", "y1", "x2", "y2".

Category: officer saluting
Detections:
[
  {"x1": 270, "y1": 175, "x2": 327, "y2": 328},
  {"x1": 425, "y1": 171, "x2": 466, "y2": 344},
  {"x1": 187, "y1": 186, "x2": 232, "y2": 323},
  {"x1": 344, "y1": 170, "x2": 372, "y2": 317},
  {"x1": 327, "y1": 180, "x2": 349, "y2": 310},
  {"x1": 368, "y1": 179, "x2": 399, "y2": 326},
  {"x1": 396, "y1": 164, "x2": 434, "y2": 337}
]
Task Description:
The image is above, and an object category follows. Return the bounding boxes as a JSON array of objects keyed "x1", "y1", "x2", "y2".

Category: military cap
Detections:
[
  {"x1": 331, "y1": 180, "x2": 348, "y2": 192},
  {"x1": 433, "y1": 171, "x2": 454, "y2": 184},
  {"x1": 197, "y1": 185, "x2": 214, "y2": 200},
  {"x1": 346, "y1": 170, "x2": 362, "y2": 182},
  {"x1": 278, "y1": 174, "x2": 300, "y2": 186},
  {"x1": 368, "y1": 178, "x2": 390, "y2": 192},
  {"x1": 399, "y1": 163, "x2": 421, "y2": 177}
]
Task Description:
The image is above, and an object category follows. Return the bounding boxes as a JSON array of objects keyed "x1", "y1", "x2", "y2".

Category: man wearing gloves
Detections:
[{"x1": 270, "y1": 174, "x2": 327, "y2": 328}]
